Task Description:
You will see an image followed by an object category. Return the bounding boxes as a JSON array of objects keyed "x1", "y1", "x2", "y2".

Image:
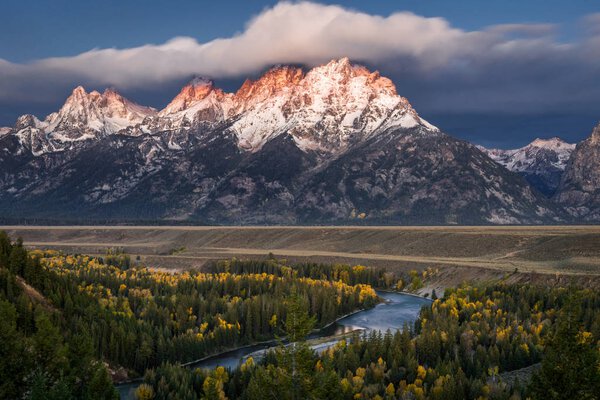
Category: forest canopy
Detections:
[
  {"x1": 0, "y1": 231, "x2": 598, "y2": 400},
  {"x1": 0, "y1": 232, "x2": 384, "y2": 399}
]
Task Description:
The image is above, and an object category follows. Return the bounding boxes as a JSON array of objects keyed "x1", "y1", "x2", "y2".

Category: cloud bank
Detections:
[{"x1": 1, "y1": 2, "x2": 600, "y2": 122}]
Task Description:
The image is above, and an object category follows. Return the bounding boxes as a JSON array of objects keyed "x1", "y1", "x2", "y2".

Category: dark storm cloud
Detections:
[{"x1": 0, "y1": 1, "x2": 599, "y2": 145}]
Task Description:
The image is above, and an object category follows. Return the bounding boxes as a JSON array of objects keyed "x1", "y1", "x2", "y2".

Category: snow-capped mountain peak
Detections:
[
  {"x1": 480, "y1": 137, "x2": 575, "y2": 196},
  {"x1": 0, "y1": 58, "x2": 568, "y2": 225},
  {"x1": 44, "y1": 86, "x2": 156, "y2": 135},
  {"x1": 230, "y1": 58, "x2": 438, "y2": 152},
  {"x1": 9, "y1": 86, "x2": 157, "y2": 155},
  {"x1": 6, "y1": 58, "x2": 439, "y2": 156},
  {"x1": 529, "y1": 137, "x2": 574, "y2": 151},
  {"x1": 235, "y1": 66, "x2": 304, "y2": 101},
  {"x1": 160, "y1": 77, "x2": 221, "y2": 115},
  {"x1": 315, "y1": 57, "x2": 361, "y2": 80},
  {"x1": 282, "y1": 58, "x2": 437, "y2": 151},
  {"x1": 15, "y1": 114, "x2": 42, "y2": 130},
  {"x1": 483, "y1": 137, "x2": 575, "y2": 172}
]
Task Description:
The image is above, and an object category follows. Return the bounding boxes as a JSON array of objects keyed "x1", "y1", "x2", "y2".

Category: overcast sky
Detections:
[{"x1": 1, "y1": 0, "x2": 600, "y2": 148}]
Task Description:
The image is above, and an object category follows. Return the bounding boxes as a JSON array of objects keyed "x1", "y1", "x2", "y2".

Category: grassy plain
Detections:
[{"x1": 2, "y1": 225, "x2": 600, "y2": 290}]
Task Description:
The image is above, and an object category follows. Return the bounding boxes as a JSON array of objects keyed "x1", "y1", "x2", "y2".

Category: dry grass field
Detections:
[{"x1": 2, "y1": 225, "x2": 600, "y2": 289}]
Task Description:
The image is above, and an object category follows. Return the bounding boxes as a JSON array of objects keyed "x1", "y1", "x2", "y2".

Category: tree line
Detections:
[
  {"x1": 137, "y1": 284, "x2": 600, "y2": 399},
  {"x1": 0, "y1": 231, "x2": 385, "y2": 399},
  {"x1": 0, "y1": 232, "x2": 119, "y2": 399}
]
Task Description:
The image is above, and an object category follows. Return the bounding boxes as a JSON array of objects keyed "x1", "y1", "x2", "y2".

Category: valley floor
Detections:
[{"x1": 3, "y1": 225, "x2": 600, "y2": 291}]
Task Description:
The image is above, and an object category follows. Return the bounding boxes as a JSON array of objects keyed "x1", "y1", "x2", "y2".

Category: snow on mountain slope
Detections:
[
  {"x1": 229, "y1": 58, "x2": 438, "y2": 152},
  {"x1": 6, "y1": 58, "x2": 438, "y2": 157},
  {"x1": 0, "y1": 58, "x2": 564, "y2": 224},
  {"x1": 0, "y1": 127, "x2": 10, "y2": 137},
  {"x1": 11, "y1": 87, "x2": 157, "y2": 155},
  {"x1": 230, "y1": 65, "x2": 304, "y2": 151},
  {"x1": 161, "y1": 77, "x2": 216, "y2": 115},
  {"x1": 482, "y1": 137, "x2": 574, "y2": 172},
  {"x1": 158, "y1": 78, "x2": 234, "y2": 127},
  {"x1": 44, "y1": 87, "x2": 157, "y2": 136},
  {"x1": 479, "y1": 137, "x2": 575, "y2": 196},
  {"x1": 285, "y1": 58, "x2": 437, "y2": 153}
]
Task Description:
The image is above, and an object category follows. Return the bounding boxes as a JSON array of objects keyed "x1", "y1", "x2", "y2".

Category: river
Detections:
[{"x1": 117, "y1": 291, "x2": 431, "y2": 399}]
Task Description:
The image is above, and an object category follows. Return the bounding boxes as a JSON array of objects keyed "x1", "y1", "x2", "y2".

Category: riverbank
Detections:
[
  {"x1": 319, "y1": 305, "x2": 372, "y2": 331},
  {"x1": 116, "y1": 302, "x2": 378, "y2": 384},
  {"x1": 377, "y1": 288, "x2": 435, "y2": 301},
  {"x1": 184, "y1": 302, "x2": 378, "y2": 369},
  {"x1": 116, "y1": 291, "x2": 430, "y2": 399}
]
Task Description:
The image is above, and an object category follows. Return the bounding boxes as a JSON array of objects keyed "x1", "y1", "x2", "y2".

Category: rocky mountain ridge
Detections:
[
  {"x1": 554, "y1": 123, "x2": 600, "y2": 220},
  {"x1": 0, "y1": 58, "x2": 575, "y2": 224},
  {"x1": 11, "y1": 58, "x2": 437, "y2": 157},
  {"x1": 479, "y1": 138, "x2": 575, "y2": 196}
]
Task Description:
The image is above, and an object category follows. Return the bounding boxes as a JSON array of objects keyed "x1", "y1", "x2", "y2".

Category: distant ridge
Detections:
[{"x1": 479, "y1": 138, "x2": 575, "y2": 197}]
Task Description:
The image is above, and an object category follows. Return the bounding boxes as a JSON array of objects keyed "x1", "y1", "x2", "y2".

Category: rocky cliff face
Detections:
[
  {"x1": 480, "y1": 138, "x2": 575, "y2": 197},
  {"x1": 0, "y1": 58, "x2": 563, "y2": 224},
  {"x1": 554, "y1": 123, "x2": 600, "y2": 220}
]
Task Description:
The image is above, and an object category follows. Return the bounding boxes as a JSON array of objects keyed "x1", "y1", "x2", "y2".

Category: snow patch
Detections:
[{"x1": 486, "y1": 210, "x2": 521, "y2": 224}]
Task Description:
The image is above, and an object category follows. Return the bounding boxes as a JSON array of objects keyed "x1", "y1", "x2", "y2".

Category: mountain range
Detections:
[{"x1": 0, "y1": 58, "x2": 598, "y2": 224}]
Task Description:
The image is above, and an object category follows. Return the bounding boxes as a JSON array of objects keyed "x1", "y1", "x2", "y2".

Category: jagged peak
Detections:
[
  {"x1": 61, "y1": 85, "x2": 93, "y2": 107},
  {"x1": 235, "y1": 79, "x2": 254, "y2": 96},
  {"x1": 308, "y1": 57, "x2": 353, "y2": 79},
  {"x1": 55, "y1": 85, "x2": 153, "y2": 115},
  {"x1": 234, "y1": 65, "x2": 303, "y2": 100},
  {"x1": 71, "y1": 85, "x2": 87, "y2": 96},
  {"x1": 100, "y1": 89, "x2": 157, "y2": 117},
  {"x1": 9, "y1": 57, "x2": 439, "y2": 155},
  {"x1": 15, "y1": 114, "x2": 42, "y2": 128},
  {"x1": 529, "y1": 137, "x2": 574, "y2": 149},
  {"x1": 582, "y1": 122, "x2": 600, "y2": 145},
  {"x1": 230, "y1": 58, "x2": 438, "y2": 153},
  {"x1": 160, "y1": 77, "x2": 222, "y2": 115},
  {"x1": 310, "y1": 57, "x2": 369, "y2": 79},
  {"x1": 60, "y1": 85, "x2": 96, "y2": 107},
  {"x1": 98, "y1": 88, "x2": 137, "y2": 107},
  {"x1": 300, "y1": 58, "x2": 400, "y2": 98},
  {"x1": 590, "y1": 122, "x2": 600, "y2": 138},
  {"x1": 31, "y1": 83, "x2": 156, "y2": 137},
  {"x1": 323, "y1": 57, "x2": 352, "y2": 72},
  {"x1": 161, "y1": 59, "x2": 408, "y2": 118},
  {"x1": 261, "y1": 65, "x2": 304, "y2": 84}
]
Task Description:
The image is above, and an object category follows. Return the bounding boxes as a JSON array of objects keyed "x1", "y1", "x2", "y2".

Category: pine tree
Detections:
[
  {"x1": 0, "y1": 231, "x2": 12, "y2": 268},
  {"x1": 0, "y1": 299, "x2": 29, "y2": 399},
  {"x1": 8, "y1": 239, "x2": 27, "y2": 276},
  {"x1": 88, "y1": 365, "x2": 119, "y2": 400},
  {"x1": 529, "y1": 296, "x2": 600, "y2": 400},
  {"x1": 247, "y1": 291, "x2": 318, "y2": 400}
]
